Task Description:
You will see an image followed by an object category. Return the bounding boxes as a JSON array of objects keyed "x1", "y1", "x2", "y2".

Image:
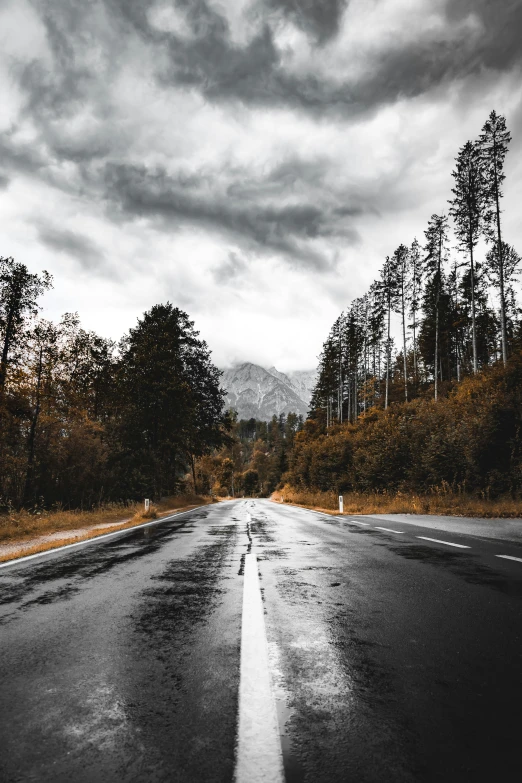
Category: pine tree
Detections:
[
  {"x1": 408, "y1": 238, "x2": 423, "y2": 385},
  {"x1": 485, "y1": 241, "x2": 521, "y2": 351},
  {"x1": 391, "y1": 244, "x2": 410, "y2": 400},
  {"x1": 116, "y1": 303, "x2": 228, "y2": 498},
  {"x1": 449, "y1": 141, "x2": 486, "y2": 374},
  {"x1": 479, "y1": 111, "x2": 512, "y2": 364},
  {"x1": 380, "y1": 255, "x2": 399, "y2": 408},
  {"x1": 424, "y1": 214, "x2": 450, "y2": 399}
]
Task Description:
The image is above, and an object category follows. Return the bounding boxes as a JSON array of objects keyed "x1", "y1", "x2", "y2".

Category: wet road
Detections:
[{"x1": 1, "y1": 500, "x2": 522, "y2": 782}]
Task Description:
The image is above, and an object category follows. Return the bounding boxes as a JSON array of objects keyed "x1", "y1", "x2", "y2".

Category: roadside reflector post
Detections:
[
  {"x1": 339, "y1": 495, "x2": 344, "y2": 513},
  {"x1": 144, "y1": 498, "x2": 150, "y2": 512}
]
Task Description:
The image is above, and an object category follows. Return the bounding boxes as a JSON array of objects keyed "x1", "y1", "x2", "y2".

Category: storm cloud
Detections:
[{"x1": 37, "y1": 224, "x2": 106, "y2": 272}]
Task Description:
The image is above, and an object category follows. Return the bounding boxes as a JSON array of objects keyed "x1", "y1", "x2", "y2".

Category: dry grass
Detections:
[
  {"x1": 272, "y1": 485, "x2": 522, "y2": 519},
  {"x1": 0, "y1": 494, "x2": 211, "y2": 563}
]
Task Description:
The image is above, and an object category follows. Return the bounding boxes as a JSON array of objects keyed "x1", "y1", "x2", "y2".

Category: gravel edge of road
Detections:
[{"x1": 0, "y1": 501, "x2": 218, "y2": 565}]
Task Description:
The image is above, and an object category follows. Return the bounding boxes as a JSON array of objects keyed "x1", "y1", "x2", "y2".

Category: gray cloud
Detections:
[
  {"x1": 212, "y1": 251, "x2": 248, "y2": 284},
  {"x1": 103, "y1": 160, "x2": 360, "y2": 268},
  {"x1": 37, "y1": 224, "x2": 106, "y2": 271},
  {"x1": 8, "y1": 0, "x2": 521, "y2": 180},
  {"x1": 112, "y1": 0, "x2": 522, "y2": 117},
  {"x1": 267, "y1": 0, "x2": 348, "y2": 44},
  {"x1": 0, "y1": 131, "x2": 48, "y2": 177},
  {"x1": 2, "y1": 0, "x2": 520, "y2": 271}
]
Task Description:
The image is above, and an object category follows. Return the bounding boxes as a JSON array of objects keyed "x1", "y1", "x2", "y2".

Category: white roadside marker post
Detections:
[
  {"x1": 144, "y1": 498, "x2": 150, "y2": 512},
  {"x1": 339, "y1": 495, "x2": 344, "y2": 513}
]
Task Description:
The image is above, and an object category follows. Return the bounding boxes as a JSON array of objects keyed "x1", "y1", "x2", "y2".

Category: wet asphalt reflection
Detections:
[
  {"x1": 253, "y1": 501, "x2": 522, "y2": 783},
  {"x1": 1, "y1": 499, "x2": 522, "y2": 782},
  {"x1": 0, "y1": 504, "x2": 244, "y2": 782}
]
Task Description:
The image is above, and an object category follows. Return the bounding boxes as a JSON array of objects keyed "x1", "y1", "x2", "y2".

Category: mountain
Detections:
[
  {"x1": 221, "y1": 363, "x2": 316, "y2": 421},
  {"x1": 270, "y1": 368, "x2": 317, "y2": 405}
]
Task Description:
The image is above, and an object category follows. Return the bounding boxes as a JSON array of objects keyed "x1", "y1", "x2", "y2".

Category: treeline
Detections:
[
  {"x1": 0, "y1": 257, "x2": 229, "y2": 511},
  {"x1": 312, "y1": 111, "x2": 520, "y2": 420},
  {"x1": 194, "y1": 412, "x2": 303, "y2": 497}
]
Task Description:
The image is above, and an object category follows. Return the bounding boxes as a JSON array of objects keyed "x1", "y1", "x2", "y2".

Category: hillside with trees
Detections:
[{"x1": 311, "y1": 111, "x2": 517, "y2": 419}]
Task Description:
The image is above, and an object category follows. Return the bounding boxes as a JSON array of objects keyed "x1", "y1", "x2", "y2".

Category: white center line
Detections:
[
  {"x1": 496, "y1": 554, "x2": 522, "y2": 563},
  {"x1": 417, "y1": 536, "x2": 470, "y2": 549},
  {"x1": 375, "y1": 527, "x2": 404, "y2": 534},
  {"x1": 234, "y1": 552, "x2": 284, "y2": 783},
  {"x1": 350, "y1": 520, "x2": 370, "y2": 526}
]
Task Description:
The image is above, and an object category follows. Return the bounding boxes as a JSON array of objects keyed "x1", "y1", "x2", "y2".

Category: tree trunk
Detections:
[
  {"x1": 434, "y1": 294, "x2": 440, "y2": 400},
  {"x1": 190, "y1": 454, "x2": 197, "y2": 494},
  {"x1": 469, "y1": 241, "x2": 478, "y2": 374},
  {"x1": 454, "y1": 261, "x2": 461, "y2": 382},
  {"x1": 412, "y1": 316, "x2": 417, "y2": 385},
  {"x1": 401, "y1": 282, "x2": 408, "y2": 401},
  {"x1": 0, "y1": 305, "x2": 16, "y2": 390},
  {"x1": 354, "y1": 370, "x2": 358, "y2": 421},
  {"x1": 24, "y1": 347, "x2": 43, "y2": 504},
  {"x1": 412, "y1": 269, "x2": 418, "y2": 385},
  {"x1": 493, "y1": 143, "x2": 508, "y2": 365},
  {"x1": 385, "y1": 303, "x2": 391, "y2": 410}
]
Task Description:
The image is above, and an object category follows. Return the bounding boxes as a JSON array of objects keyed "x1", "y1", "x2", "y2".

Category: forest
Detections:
[{"x1": 0, "y1": 262, "x2": 229, "y2": 512}]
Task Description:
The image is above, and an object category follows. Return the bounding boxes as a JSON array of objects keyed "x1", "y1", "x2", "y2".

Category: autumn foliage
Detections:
[{"x1": 286, "y1": 352, "x2": 522, "y2": 500}]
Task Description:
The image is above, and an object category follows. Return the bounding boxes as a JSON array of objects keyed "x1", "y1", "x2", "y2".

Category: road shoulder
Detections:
[{"x1": 0, "y1": 500, "x2": 216, "y2": 564}]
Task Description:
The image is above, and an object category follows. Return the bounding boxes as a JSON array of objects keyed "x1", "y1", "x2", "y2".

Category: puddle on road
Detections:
[{"x1": 276, "y1": 696, "x2": 306, "y2": 783}]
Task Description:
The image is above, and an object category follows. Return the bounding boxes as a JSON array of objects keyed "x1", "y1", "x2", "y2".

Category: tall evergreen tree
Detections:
[
  {"x1": 449, "y1": 141, "x2": 486, "y2": 374},
  {"x1": 479, "y1": 111, "x2": 512, "y2": 364},
  {"x1": 380, "y1": 255, "x2": 399, "y2": 408},
  {"x1": 485, "y1": 241, "x2": 521, "y2": 351},
  {"x1": 115, "y1": 304, "x2": 228, "y2": 497},
  {"x1": 391, "y1": 244, "x2": 410, "y2": 400},
  {"x1": 424, "y1": 214, "x2": 450, "y2": 399},
  {"x1": 367, "y1": 281, "x2": 385, "y2": 404},
  {"x1": 408, "y1": 238, "x2": 423, "y2": 385}
]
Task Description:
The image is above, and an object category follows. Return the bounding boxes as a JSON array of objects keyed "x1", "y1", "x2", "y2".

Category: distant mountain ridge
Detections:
[{"x1": 221, "y1": 363, "x2": 316, "y2": 421}]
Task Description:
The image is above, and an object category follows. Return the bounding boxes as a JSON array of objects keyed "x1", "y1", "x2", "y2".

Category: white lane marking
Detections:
[
  {"x1": 234, "y1": 552, "x2": 284, "y2": 783},
  {"x1": 375, "y1": 527, "x2": 404, "y2": 534},
  {"x1": 496, "y1": 554, "x2": 522, "y2": 563},
  {"x1": 416, "y1": 536, "x2": 470, "y2": 549},
  {"x1": 0, "y1": 509, "x2": 197, "y2": 570},
  {"x1": 349, "y1": 520, "x2": 370, "y2": 526}
]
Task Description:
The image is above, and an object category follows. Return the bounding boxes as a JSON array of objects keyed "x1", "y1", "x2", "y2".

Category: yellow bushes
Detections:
[
  {"x1": 283, "y1": 352, "x2": 522, "y2": 509},
  {"x1": 273, "y1": 485, "x2": 522, "y2": 518}
]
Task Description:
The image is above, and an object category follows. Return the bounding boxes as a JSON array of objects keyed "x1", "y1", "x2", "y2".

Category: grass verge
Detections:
[
  {"x1": 0, "y1": 494, "x2": 212, "y2": 563},
  {"x1": 272, "y1": 485, "x2": 522, "y2": 519}
]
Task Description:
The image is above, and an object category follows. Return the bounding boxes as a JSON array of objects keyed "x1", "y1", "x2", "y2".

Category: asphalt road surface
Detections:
[{"x1": 1, "y1": 500, "x2": 521, "y2": 782}]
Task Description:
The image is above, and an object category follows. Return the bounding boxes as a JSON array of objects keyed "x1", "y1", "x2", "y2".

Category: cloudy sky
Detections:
[{"x1": 1, "y1": 0, "x2": 522, "y2": 371}]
